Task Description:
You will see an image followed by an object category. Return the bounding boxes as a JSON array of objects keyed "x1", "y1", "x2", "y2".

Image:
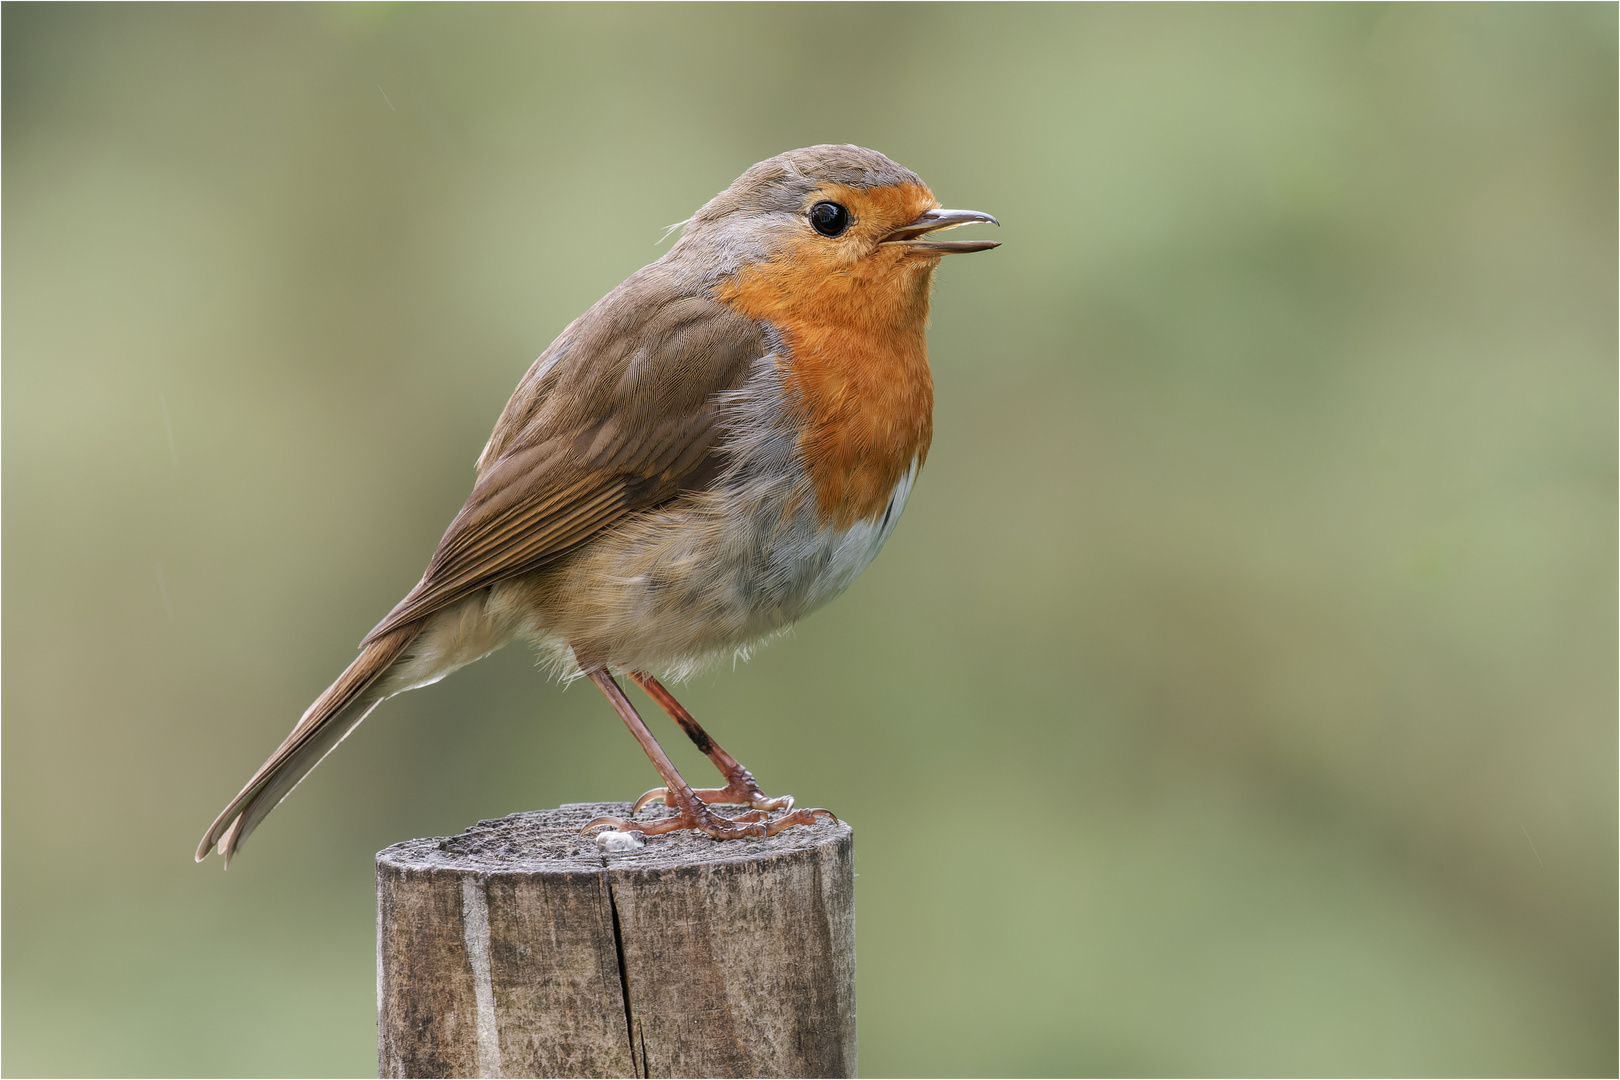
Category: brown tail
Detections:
[{"x1": 196, "y1": 624, "x2": 421, "y2": 866}]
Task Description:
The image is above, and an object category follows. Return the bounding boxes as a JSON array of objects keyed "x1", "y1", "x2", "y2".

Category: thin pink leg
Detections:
[
  {"x1": 627, "y1": 671, "x2": 798, "y2": 814},
  {"x1": 581, "y1": 669, "x2": 777, "y2": 840}
]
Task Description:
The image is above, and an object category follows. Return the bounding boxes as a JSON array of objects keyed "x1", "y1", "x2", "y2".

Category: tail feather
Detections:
[{"x1": 197, "y1": 625, "x2": 421, "y2": 866}]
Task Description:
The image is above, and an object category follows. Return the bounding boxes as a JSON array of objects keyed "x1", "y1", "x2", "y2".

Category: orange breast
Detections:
[{"x1": 717, "y1": 184, "x2": 938, "y2": 529}]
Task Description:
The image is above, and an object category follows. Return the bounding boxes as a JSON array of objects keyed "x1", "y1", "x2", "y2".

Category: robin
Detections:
[{"x1": 197, "y1": 145, "x2": 999, "y2": 865}]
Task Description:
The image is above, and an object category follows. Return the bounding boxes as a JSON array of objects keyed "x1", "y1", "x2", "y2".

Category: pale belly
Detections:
[{"x1": 486, "y1": 455, "x2": 919, "y2": 680}]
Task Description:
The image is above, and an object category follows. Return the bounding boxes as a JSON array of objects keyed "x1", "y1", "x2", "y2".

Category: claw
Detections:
[
  {"x1": 581, "y1": 815, "x2": 636, "y2": 834},
  {"x1": 632, "y1": 787, "x2": 669, "y2": 814}
]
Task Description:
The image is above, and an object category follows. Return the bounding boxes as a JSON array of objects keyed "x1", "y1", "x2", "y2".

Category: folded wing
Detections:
[
  {"x1": 366, "y1": 286, "x2": 766, "y2": 643},
  {"x1": 198, "y1": 278, "x2": 768, "y2": 863}
]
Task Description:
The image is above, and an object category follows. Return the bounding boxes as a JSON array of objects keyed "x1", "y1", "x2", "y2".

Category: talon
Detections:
[
  {"x1": 632, "y1": 787, "x2": 669, "y2": 813},
  {"x1": 580, "y1": 815, "x2": 645, "y2": 835}
]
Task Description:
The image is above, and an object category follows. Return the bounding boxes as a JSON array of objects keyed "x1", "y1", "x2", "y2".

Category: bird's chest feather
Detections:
[{"x1": 717, "y1": 245, "x2": 935, "y2": 529}]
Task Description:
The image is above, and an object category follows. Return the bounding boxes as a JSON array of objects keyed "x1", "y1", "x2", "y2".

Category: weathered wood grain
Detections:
[{"x1": 377, "y1": 803, "x2": 855, "y2": 1078}]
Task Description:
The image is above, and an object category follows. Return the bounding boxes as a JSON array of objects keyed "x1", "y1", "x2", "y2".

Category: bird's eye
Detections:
[{"x1": 808, "y1": 201, "x2": 851, "y2": 237}]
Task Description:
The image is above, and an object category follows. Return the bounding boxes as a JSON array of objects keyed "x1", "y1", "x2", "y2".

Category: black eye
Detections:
[{"x1": 809, "y1": 201, "x2": 851, "y2": 237}]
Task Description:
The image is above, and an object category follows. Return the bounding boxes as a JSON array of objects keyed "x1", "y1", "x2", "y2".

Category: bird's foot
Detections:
[
  {"x1": 582, "y1": 800, "x2": 838, "y2": 841},
  {"x1": 633, "y1": 766, "x2": 794, "y2": 815},
  {"x1": 582, "y1": 801, "x2": 768, "y2": 840}
]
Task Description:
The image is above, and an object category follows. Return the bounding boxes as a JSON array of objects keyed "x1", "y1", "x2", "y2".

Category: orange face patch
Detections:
[{"x1": 718, "y1": 182, "x2": 941, "y2": 528}]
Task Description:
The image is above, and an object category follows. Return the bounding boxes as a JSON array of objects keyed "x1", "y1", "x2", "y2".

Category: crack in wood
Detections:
[{"x1": 603, "y1": 867, "x2": 643, "y2": 1078}]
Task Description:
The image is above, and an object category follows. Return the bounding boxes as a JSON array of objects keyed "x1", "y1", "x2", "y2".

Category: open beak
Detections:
[{"x1": 881, "y1": 208, "x2": 1001, "y2": 254}]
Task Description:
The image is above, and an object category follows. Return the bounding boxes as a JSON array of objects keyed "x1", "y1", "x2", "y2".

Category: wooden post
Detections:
[{"x1": 376, "y1": 802, "x2": 856, "y2": 1079}]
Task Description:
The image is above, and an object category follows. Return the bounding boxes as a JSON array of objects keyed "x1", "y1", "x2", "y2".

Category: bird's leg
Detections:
[
  {"x1": 625, "y1": 671, "x2": 837, "y2": 835},
  {"x1": 627, "y1": 671, "x2": 795, "y2": 813},
  {"x1": 580, "y1": 669, "x2": 773, "y2": 839}
]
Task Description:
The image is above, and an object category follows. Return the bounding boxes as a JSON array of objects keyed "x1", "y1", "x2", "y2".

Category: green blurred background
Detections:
[{"x1": 4, "y1": 3, "x2": 1615, "y2": 1076}]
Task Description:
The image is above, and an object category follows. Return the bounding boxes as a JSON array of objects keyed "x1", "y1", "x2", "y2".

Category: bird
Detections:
[{"x1": 197, "y1": 145, "x2": 999, "y2": 865}]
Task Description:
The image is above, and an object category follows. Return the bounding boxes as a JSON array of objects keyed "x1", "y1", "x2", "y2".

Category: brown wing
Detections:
[{"x1": 363, "y1": 276, "x2": 765, "y2": 645}]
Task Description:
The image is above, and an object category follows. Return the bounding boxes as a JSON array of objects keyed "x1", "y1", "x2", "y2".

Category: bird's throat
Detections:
[{"x1": 718, "y1": 251, "x2": 936, "y2": 529}]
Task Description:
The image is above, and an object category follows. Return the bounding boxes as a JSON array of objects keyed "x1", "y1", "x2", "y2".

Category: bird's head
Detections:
[{"x1": 674, "y1": 145, "x2": 999, "y2": 331}]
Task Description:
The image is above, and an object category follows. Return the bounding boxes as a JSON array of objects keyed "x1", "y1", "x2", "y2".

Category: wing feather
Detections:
[{"x1": 363, "y1": 282, "x2": 765, "y2": 645}]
